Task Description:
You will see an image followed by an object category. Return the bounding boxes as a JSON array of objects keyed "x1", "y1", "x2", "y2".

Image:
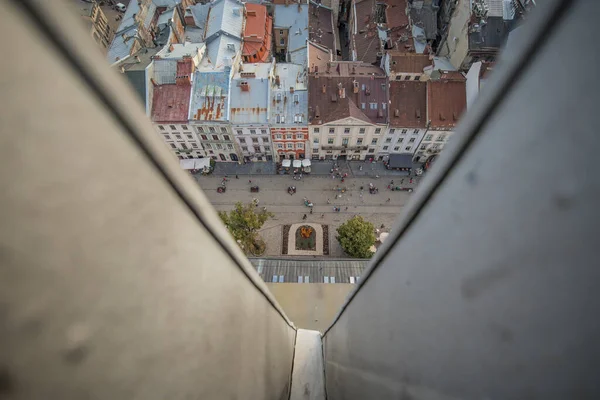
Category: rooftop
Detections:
[
  {"x1": 427, "y1": 76, "x2": 467, "y2": 129},
  {"x1": 151, "y1": 81, "x2": 192, "y2": 123},
  {"x1": 155, "y1": 42, "x2": 206, "y2": 60},
  {"x1": 352, "y1": 0, "x2": 381, "y2": 65},
  {"x1": 242, "y1": 3, "x2": 272, "y2": 63},
  {"x1": 274, "y1": 3, "x2": 309, "y2": 63},
  {"x1": 309, "y1": 3, "x2": 336, "y2": 54},
  {"x1": 229, "y1": 63, "x2": 273, "y2": 124},
  {"x1": 107, "y1": 0, "x2": 158, "y2": 64},
  {"x1": 469, "y1": 16, "x2": 509, "y2": 51},
  {"x1": 389, "y1": 51, "x2": 432, "y2": 73},
  {"x1": 388, "y1": 80, "x2": 427, "y2": 128},
  {"x1": 308, "y1": 41, "x2": 331, "y2": 74},
  {"x1": 308, "y1": 64, "x2": 388, "y2": 125},
  {"x1": 408, "y1": 0, "x2": 438, "y2": 40},
  {"x1": 189, "y1": 69, "x2": 230, "y2": 122},
  {"x1": 205, "y1": 0, "x2": 244, "y2": 42},
  {"x1": 270, "y1": 63, "x2": 308, "y2": 126}
]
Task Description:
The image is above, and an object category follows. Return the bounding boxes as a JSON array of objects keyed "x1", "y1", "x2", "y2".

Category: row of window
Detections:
[
  {"x1": 274, "y1": 133, "x2": 305, "y2": 140},
  {"x1": 197, "y1": 126, "x2": 228, "y2": 134},
  {"x1": 204, "y1": 143, "x2": 235, "y2": 150},
  {"x1": 169, "y1": 142, "x2": 200, "y2": 150},
  {"x1": 158, "y1": 124, "x2": 188, "y2": 131},
  {"x1": 236, "y1": 129, "x2": 268, "y2": 135},
  {"x1": 199, "y1": 134, "x2": 231, "y2": 142},
  {"x1": 313, "y1": 143, "x2": 443, "y2": 154},
  {"x1": 313, "y1": 127, "x2": 383, "y2": 135},
  {"x1": 241, "y1": 145, "x2": 272, "y2": 152},
  {"x1": 275, "y1": 114, "x2": 303, "y2": 124},
  {"x1": 270, "y1": 276, "x2": 360, "y2": 283},
  {"x1": 276, "y1": 142, "x2": 303, "y2": 150}
]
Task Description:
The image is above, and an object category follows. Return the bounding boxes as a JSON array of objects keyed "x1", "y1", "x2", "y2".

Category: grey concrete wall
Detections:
[
  {"x1": 323, "y1": 1, "x2": 600, "y2": 399},
  {"x1": 0, "y1": 1, "x2": 295, "y2": 399}
]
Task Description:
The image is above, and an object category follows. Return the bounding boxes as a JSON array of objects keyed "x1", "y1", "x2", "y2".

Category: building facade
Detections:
[{"x1": 230, "y1": 63, "x2": 274, "y2": 162}]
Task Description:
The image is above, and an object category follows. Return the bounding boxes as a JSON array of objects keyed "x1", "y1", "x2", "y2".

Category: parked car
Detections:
[{"x1": 115, "y1": 3, "x2": 127, "y2": 12}]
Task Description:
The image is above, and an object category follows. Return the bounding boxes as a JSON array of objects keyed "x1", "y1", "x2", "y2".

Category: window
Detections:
[
  {"x1": 261, "y1": 129, "x2": 267, "y2": 134},
  {"x1": 413, "y1": 129, "x2": 419, "y2": 134},
  {"x1": 280, "y1": 38, "x2": 285, "y2": 45},
  {"x1": 368, "y1": 149, "x2": 375, "y2": 153},
  {"x1": 277, "y1": 93, "x2": 282, "y2": 101},
  {"x1": 356, "y1": 138, "x2": 363, "y2": 145},
  {"x1": 385, "y1": 138, "x2": 392, "y2": 143},
  {"x1": 382, "y1": 103, "x2": 386, "y2": 110},
  {"x1": 296, "y1": 134, "x2": 303, "y2": 140},
  {"x1": 409, "y1": 138, "x2": 416, "y2": 143},
  {"x1": 314, "y1": 128, "x2": 320, "y2": 133},
  {"x1": 361, "y1": 103, "x2": 366, "y2": 109},
  {"x1": 371, "y1": 138, "x2": 378, "y2": 145},
  {"x1": 420, "y1": 144, "x2": 427, "y2": 150},
  {"x1": 375, "y1": 128, "x2": 381, "y2": 134},
  {"x1": 294, "y1": 94, "x2": 299, "y2": 103},
  {"x1": 279, "y1": 29, "x2": 284, "y2": 35},
  {"x1": 297, "y1": 143, "x2": 304, "y2": 149},
  {"x1": 212, "y1": 135, "x2": 219, "y2": 141},
  {"x1": 209, "y1": 127, "x2": 215, "y2": 133},
  {"x1": 436, "y1": 135, "x2": 445, "y2": 142},
  {"x1": 369, "y1": 103, "x2": 377, "y2": 110},
  {"x1": 242, "y1": 146, "x2": 248, "y2": 151},
  {"x1": 237, "y1": 130, "x2": 243, "y2": 135},
  {"x1": 264, "y1": 146, "x2": 270, "y2": 151},
  {"x1": 175, "y1": 134, "x2": 182, "y2": 140},
  {"x1": 169, "y1": 143, "x2": 176, "y2": 149},
  {"x1": 187, "y1": 134, "x2": 193, "y2": 140},
  {"x1": 401, "y1": 129, "x2": 408, "y2": 134},
  {"x1": 313, "y1": 137, "x2": 319, "y2": 144},
  {"x1": 159, "y1": 125, "x2": 165, "y2": 131},
  {"x1": 181, "y1": 143, "x2": 188, "y2": 149},
  {"x1": 254, "y1": 146, "x2": 261, "y2": 152},
  {"x1": 328, "y1": 138, "x2": 334, "y2": 144},
  {"x1": 209, "y1": 150, "x2": 214, "y2": 154},
  {"x1": 287, "y1": 143, "x2": 294, "y2": 149},
  {"x1": 344, "y1": 128, "x2": 350, "y2": 134},
  {"x1": 250, "y1": 129, "x2": 257, "y2": 134},
  {"x1": 223, "y1": 135, "x2": 230, "y2": 141},
  {"x1": 227, "y1": 144, "x2": 234, "y2": 149},
  {"x1": 342, "y1": 138, "x2": 349, "y2": 145},
  {"x1": 252, "y1": 138, "x2": 259, "y2": 143},
  {"x1": 216, "y1": 144, "x2": 223, "y2": 150},
  {"x1": 221, "y1": 127, "x2": 227, "y2": 133},
  {"x1": 405, "y1": 146, "x2": 411, "y2": 151},
  {"x1": 397, "y1": 138, "x2": 404, "y2": 143},
  {"x1": 359, "y1": 128, "x2": 365, "y2": 134},
  {"x1": 197, "y1": 127, "x2": 204, "y2": 133},
  {"x1": 277, "y1": 143, "x2": 283, "y2": 149},
  {"x1": 191, "y1": 143, "x2": 198, "y2": 148},
  {"x1": 383, "y1": 146, "x2": 389, "y2": 150},
  {"x1": 294, "y1": 114, "x2": 303, "y2": 123},
  {"x1": 329, "y1": 128, "x2": 335, "y2": 134},
  {"x1": 205, "y1": 144, "x2": 212, "y2": 149},
  {"x1": 276, "y1": 134, "x2": 282, "y2": 139},
  {"x1": 389, "y1": 128, "x2": 395, "y2": 134},
  {"x1": 424, "y1": 134, "x2": 433, "y2": 141},
  {"x1": 170, "y1": 125, "x2": 176, "y2": 130},
  {"x1": 394, "y1": 146, "x2": 400, "y2": 151},
  {"x1": 182, "y1": 125, "x2": 188, "y2": 130},
  {"x1": 276, "y1": 115, "x2": 281, "y2": 123},
  {"x1": 286, "y1": 134, "x2": 293, "y2": 140}
]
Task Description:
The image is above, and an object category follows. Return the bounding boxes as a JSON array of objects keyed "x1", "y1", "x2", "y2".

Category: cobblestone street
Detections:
[{"x1": 195, "y1": 173, "x2": 419, "y2": 257}]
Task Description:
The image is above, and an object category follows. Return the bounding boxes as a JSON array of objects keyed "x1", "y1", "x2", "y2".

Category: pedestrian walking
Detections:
[
  {"x1": 386, "y1": 198, "x2": 391, "y2": 202},
  {"x1": 310, "y1": 208, "x2": 313, "y2": 214},
  {"x1": 321, "y1": 214, "x2": 325, "y2": 219},
  {"x1": 391, "y1": 180, "x2": 394, "y2": 185},
  {"x1": 249, "y1": 179, "x2": 252, "y2": 183},
  {"x1": 345, "y1": 206, "x2": 348, "y2": 211},
  {"x1": 303, "y1": 214, "x2": 307, "y2": 220},
  {"x1": 409, "y1": 178, "x2": 413, "y2": 184},
  {"x1": 235, "y1": 174, "x2": 239, "y2": 179},
  {"x1": 327, "y1": 198, "x2": 331, "y2": 204},
  {"x1": 400, "y1": 178, "x2": 404, "y2": 184}
]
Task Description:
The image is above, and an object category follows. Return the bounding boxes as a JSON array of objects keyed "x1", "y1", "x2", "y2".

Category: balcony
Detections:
[{"x1": 321, "y1": 145, "x2": 368, "y2": 151}]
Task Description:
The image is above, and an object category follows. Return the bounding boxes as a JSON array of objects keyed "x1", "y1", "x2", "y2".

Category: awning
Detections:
[
  {"x1": 293, "y1": 160, "x2": 302, "y2": 168},
  {"x1": 194, "y1": 158, "x2": 211, "y2": 170},
  {"x1": 302, "y1": 159, "x2": 311, "y2": 167},
  {"x1": 179, "y1": 159, "x2": 196, "y2": 170},
  {"x1": 388, "y1": 153, "x2": 413, "y2": 169},
  {"x1": 282, "y1": 159, "x2": 291, "y2": 168}
]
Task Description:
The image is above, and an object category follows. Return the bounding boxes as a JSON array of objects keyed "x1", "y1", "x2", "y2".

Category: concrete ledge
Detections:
[{"x1": 290, "y1": 329, "x2": 325, "y2": 400}]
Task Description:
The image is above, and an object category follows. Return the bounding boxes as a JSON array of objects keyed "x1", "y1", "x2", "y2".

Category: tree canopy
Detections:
[
  {"x1": 218, "y1": 202, "x2": 273, "y2": 255},
  {"x1": 336, "y1": 216, "x2": 376, "y2": 258}
]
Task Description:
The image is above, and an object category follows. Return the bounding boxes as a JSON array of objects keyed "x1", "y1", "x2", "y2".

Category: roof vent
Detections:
[
  {"x1": 331, "y1": 94, "x2": 337, "y2": 102},
  {"x1": 227, "y1": 43, "x2": 235, "y2": 51},
  {"x1": 232, "y1": 7, "x2": 241, "y2": 16},
  {"x1": 353, "y1": 80, "x2": 359, "y2": 93},
  {"x1": 246, "y1": 9, "x2": 257, "y2": 16},
  {"x1": 240, "y1": 81, "x2": 250, "y2": 92},
  {"x1": 365, "y1": 86, "x2": 371, "y2": 96},
  {"x1": 394, "y1": 109, "x2": 400, "y2": 117},
  {"x1": 315, "y1": 106, "x2": 321, "y2": 119},
  {"x1": 416, "y1": 109, "x2": 421, "y2": 119}
]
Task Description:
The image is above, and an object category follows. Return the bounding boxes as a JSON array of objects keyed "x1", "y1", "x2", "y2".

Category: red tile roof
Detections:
[
  {"x1": 151, "y1": 83, "x2": 192, "y2": 123},
  {"x1": 389, "y1": 52, "x2": 432, "y2": 73},
  {"x1": 427, "y1": 77, "x2": 467, "y2": 129},
  {"x1": 389, "y1": 80, "x2": 427, "y2": 128},
  {"x1": 243, "y1": 4, "x2": 272, "y2": 62}
]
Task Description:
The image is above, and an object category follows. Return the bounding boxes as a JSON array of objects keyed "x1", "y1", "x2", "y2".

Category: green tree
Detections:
[
  {"x1": 218, "y1": 202, "x2": 273, "y2": 255},
  {"x1": 336, "y1": 216, "x2": 376, "y2": 258}
]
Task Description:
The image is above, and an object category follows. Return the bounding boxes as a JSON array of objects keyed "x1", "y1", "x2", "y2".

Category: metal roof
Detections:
[
  {"x1": 249, "y1": 258, "x2": 369, "y2": 284},
  {"x1": 152, "y1": 58, "x2": 179, "y2": 85},
  {"x1": 205, "y1": 0, "x2": 244, "y2": 42},
  {"x1": 107, "y1": 1, "x2": 140, "y2": 63},
  {"x1": 270, "y1": 63, "x2": 308, "y2": 126},
  {"x1": 203, "y1": 35, "x2": 240, "y2": 70},
  {"x1": 229, "y1": 63, "x2": 272, "y2": 124},
  {"x1": 189, "y1": 69, "x2": 231, "y2": 122},
  {"x1": 156, "y1": 42, "x2": 206, "y2": 60},
  {"x1": 274, "y1": 4, "x2": 309, "y2": 58}
]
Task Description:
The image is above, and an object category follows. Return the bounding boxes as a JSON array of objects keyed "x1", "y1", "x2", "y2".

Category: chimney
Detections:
[
  {"x1": 240, "y1": 81, "x2": 250, "y2": 92},
  {"x1": 353, "y1": 80, "x2": 359, "y2": 93},
  {"x1": 151, "y1": 78, "x2": 158, "y2": 86},
  {"x1": 275, "y1": 75, "x2": 281, "y2": 86},
  {"x1": 184, "y1": 9, "x2": 195, "y2": 26},
  {"x1": 315, "y1": 106, "x2": 320, "y2": 119},
  {"x1": 322, "y1": 84, "x2": 326, "y2": 94},
  {"x1": 365, "y1": 86, "x2": 371, "y2": 96},
  {"x1": 352, "y1": 65, "x2": 356, "y2": 75},
  {"x1": 135, "y1": 55, "x2": 141, "y2": 63}
]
